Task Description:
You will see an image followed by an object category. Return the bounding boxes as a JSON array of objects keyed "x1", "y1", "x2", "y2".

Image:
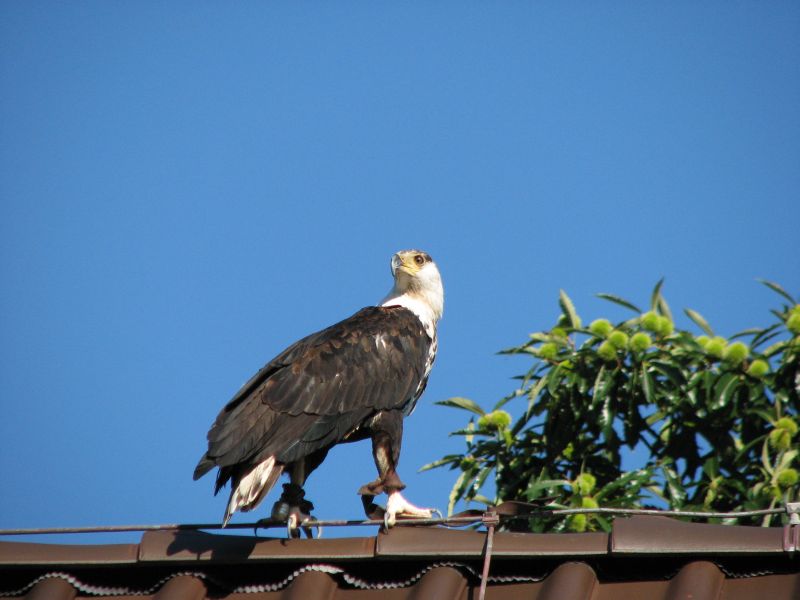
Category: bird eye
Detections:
[{"x1": 414, "y1": 254, "x2": 425, "y2": 266}]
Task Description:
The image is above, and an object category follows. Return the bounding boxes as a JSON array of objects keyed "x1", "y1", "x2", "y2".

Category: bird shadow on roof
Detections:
[{"x1": 162, "y1": 530, "x2": 264, "y2": 562}]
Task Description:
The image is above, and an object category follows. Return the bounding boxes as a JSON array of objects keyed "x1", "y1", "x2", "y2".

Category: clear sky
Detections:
[{"x1": 1, "y1": 3, "x2": 798, "y2": 543}]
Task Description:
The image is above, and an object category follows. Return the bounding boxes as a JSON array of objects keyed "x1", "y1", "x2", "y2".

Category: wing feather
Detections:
[{"x1": 194, "y1": 306, "x2": 431, "y2": 484}]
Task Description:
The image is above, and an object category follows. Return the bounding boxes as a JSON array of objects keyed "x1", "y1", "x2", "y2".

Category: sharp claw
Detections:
[
  {"x1": 287, "y1": 513, "x2": 298, "y2": 539},
  {"x1": 253, "y1": 517, "x2": 276, "y2": 537},
  {"x1": 299, "y1": 516, "x2": 317, "y2": 539},
  {"x1": 431, "y1": 508, "x2": 444, "y2": 521}
]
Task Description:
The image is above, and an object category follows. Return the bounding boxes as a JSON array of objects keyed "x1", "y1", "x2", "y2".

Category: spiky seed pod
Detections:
[
  {"x1": 705, "y1": 336, "x2": 727, "y2": 359},
  {"x1": 746, "y1": 359, "x2": 769, "y2": 378},
  {"x1": 581, "y1": 496, "x2": 599, "y2": 509},
  {"x1": 567, "y1": 514, "x2": 587, "y2": 532},
  {"x1": 787, "y1": 313, "x2": 800, "y2": 335},
  {"x1": 656, "y1": 316, "x2": 674, "y2": 337},
  {"x1": 769, "y1": 428, "x2": 792, "y2": 451},
  {"x1": 641, "y1": 311, "x2": 660, "y2": 332},
  {"x1": 576, "y1": 473, "x2": 597, "y2": 495},
  {"x1": 608, "y1": 330, "x2": 629, "y2": 350},
  {"x1": 723, "y1": 341, "x2": 749, "y2": 365},
  {"x1": 563, "y1": 442, "x2": 574, "y2": 460},
  {"x1": 589, "y1": 319, "x2": 613, "y2": 337},
  {"x1": 597, "y1": 340, "x2": 617, "y2": 361},
  {"x1": 478, "y1": 410, "x2": 512, "y2": 430},
  {"x1": 777, "y1": 468, "x2": 799, "y2": 488},
  {"x1": 539, "y1": 342, "x2": 558, "y2": 360},
  {"x1": 631, "y1": 332, "x2": 652, "y2": 352},
  {"x1": 776, "y1": 417, "x2": 798, "y2": 436}
]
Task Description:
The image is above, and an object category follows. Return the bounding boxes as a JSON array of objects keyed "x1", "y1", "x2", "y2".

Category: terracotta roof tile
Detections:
[
  {"x1": 1, "y1": 517, "x2": 798, "y2": 599},
  {"x1": 612, "y1": 516, "x2": 785, "y2": 554}
]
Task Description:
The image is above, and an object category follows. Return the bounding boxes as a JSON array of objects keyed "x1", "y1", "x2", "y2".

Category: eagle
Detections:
[{"x1": 194, "y1": 249, "x2": 444, "y2": 530}]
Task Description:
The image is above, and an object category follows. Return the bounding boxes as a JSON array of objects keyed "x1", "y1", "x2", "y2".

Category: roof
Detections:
[{"x1": 1, "y1": 516, "x2": 799, "y2": 599}]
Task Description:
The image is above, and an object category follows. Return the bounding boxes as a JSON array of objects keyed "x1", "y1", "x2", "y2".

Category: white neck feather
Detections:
[{"x1": 381, "y1": 278, "x2": 444, "y2": 337}]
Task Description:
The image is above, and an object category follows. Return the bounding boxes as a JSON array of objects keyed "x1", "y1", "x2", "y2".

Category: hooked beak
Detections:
[{"x1": 391, "y1": 254, "x2": 403, "y2": 276}]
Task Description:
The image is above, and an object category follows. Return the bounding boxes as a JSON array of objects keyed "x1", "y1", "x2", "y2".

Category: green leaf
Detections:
[
  {"x1": 592, "y1": 366, "x2": 608, "y2": 407},
  {"x1": 711, "y1": 374, "x2": 739, "y2": 410},
  {"x1": 650, "y1": 278, "x2": 665, "y2": 311},
  {"x1": 528, "y1": 332, "x2": 553, "y2": 343},
  {"x1": 761, "y1": 438, "x2": 773, "y2": 475},
  {"x1": 498, "y1": 345, "x2": 526, "y2": 355},
  {"x1": 464, "y1": 420, "x2": 475, "y2": 444},
  {"x1": 661, "y1": 464, "x2": 687, "y2": 506},
  {"x1": 448, "y1": 470, "x2": 469, "y2": 515},
  {"x1": 449, "y1": 427, "x2": 485, "y2": 437},
  {"x1": 762, "y1": 339, "x2": 788, "y2": 358},
  {"x1": 547, "y1": 362, "x2": 568, "y2": 396},
  {"x1": 686, "y1": 370, "x2": 705, "y2": 390},
  {"x1": 749, "y1": 408, "x2": 778, "y2": 425},
  {"x1": 732, "y1": 434, "x2": 761, "y2": 463},
  {"x1": 600, "y1": 393, "x2": 614, "y2": 442},
  {"x1": 594, "y1": 468, "x2": 654, "y2": 501},
  {"x1": 645, "y1": 409, "x2": 664, "y2": 426},
  {"x1": 684, "y1": 308, "x2": 714, "y2": 336},
  {"x1": 471, "y1": 494, "x2": 494, "y2": 506},
  {"x1": 657, "y1": 296, "x2": 673, "y2": 323},
  {"x1": 778, "y1": 449, "x2": 799, "y2": 471},
  {"x1": 558, "y1": 289, "x2": 580, "y2": 328},
  {"x1": 750, "y1": 322, "x2": 782, "y2": 349},
  {"x1": 702, "y1": 456, "x2": 720, "y2": 479},
  {"x1": 650, "y1": 360, "x2": 687, "y2": 387},
  {"x1": 596, "y1": 293, "x2": 642, "y2": 313},
  {"x1": 474, "y1": 465, "x2": 494, "y2": 492},
  {"x1": 527, "y1": 478, "x2": 571, "y2": 496},
  {"x1": 757, "y1": 279, "x2": 796, "y2": 304},
  {"x1": 419, "y1": 455, "x2": 461, "y2": 472},
  {"x1": 594, "y1": 515, "x2": 612, "y2": 532},
  {"x1": 650, "y1": 278, "x2": 674, "y2": 321},
  {"x1": 641, "y1": 366, "x2": 656, "y2": 404},
  {"x1": 436, "y1": 397, "x2": 486, "y2": 416},
  {"x1": 729, "y1": 327, "x2": 763, "y2": 340},
  {"x1": 526, "y1": 376, "x2": 549, "y2": 416}
]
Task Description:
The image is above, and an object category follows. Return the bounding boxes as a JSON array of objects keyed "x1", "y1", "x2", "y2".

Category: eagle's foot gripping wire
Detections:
[
  {"x1": 268, "y1": 483, "x2": 319, "y2": 539},
  {"x1": 384, "y1": 491, "x2": 439, "y2": 528}
]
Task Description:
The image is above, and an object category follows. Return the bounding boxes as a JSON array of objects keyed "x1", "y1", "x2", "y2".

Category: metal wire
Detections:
[{"x1": 0, "y1": 505, "x2": 789, "y2": 536}]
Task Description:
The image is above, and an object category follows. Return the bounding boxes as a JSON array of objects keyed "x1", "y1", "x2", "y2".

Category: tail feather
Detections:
[
  {"x1": 193, "y1": 454, "x2": 215, "y2": 481},
  {"x1": 222, "y1": 456, "x2": 283, "y2": 526}
]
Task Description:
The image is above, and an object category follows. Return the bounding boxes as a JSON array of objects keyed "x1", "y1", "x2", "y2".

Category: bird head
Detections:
[{"x1": 386, "y1": 250, "x2": 444, "y2": 323}]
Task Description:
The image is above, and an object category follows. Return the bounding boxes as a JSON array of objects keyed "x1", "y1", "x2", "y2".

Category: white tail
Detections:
[{"x1": 223, "y1": 456, "x2": 283, "y2": 526}]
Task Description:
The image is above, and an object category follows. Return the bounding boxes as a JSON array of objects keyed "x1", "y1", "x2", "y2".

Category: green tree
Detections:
[{"x1": 425, "y1": 281, "x2": 799, "y2": 532}]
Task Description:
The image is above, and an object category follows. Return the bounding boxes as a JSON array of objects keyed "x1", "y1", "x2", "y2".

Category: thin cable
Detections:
[
  {"x1": 0, "y1": 506, "x2": 788, "y2": 537},
  {"x1": 549, "y1": 507, "x2": 785, "y2": 519}
]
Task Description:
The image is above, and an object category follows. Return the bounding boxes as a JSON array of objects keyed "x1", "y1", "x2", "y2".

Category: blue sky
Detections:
[{"x1": 1, "y1": 3, "x2": 798, "y2": 543}]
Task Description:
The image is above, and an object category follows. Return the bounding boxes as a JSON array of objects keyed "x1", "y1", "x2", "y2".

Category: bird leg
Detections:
[
  {"x1": 269, "y1": 482, "x2": 314, "y2": 537},
  {"x1": 358, "y1": 414, "x2": 438, "y2": 527},
  {"x1": 270, "y1": 461, "x2": 316, "y2": 538}
]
